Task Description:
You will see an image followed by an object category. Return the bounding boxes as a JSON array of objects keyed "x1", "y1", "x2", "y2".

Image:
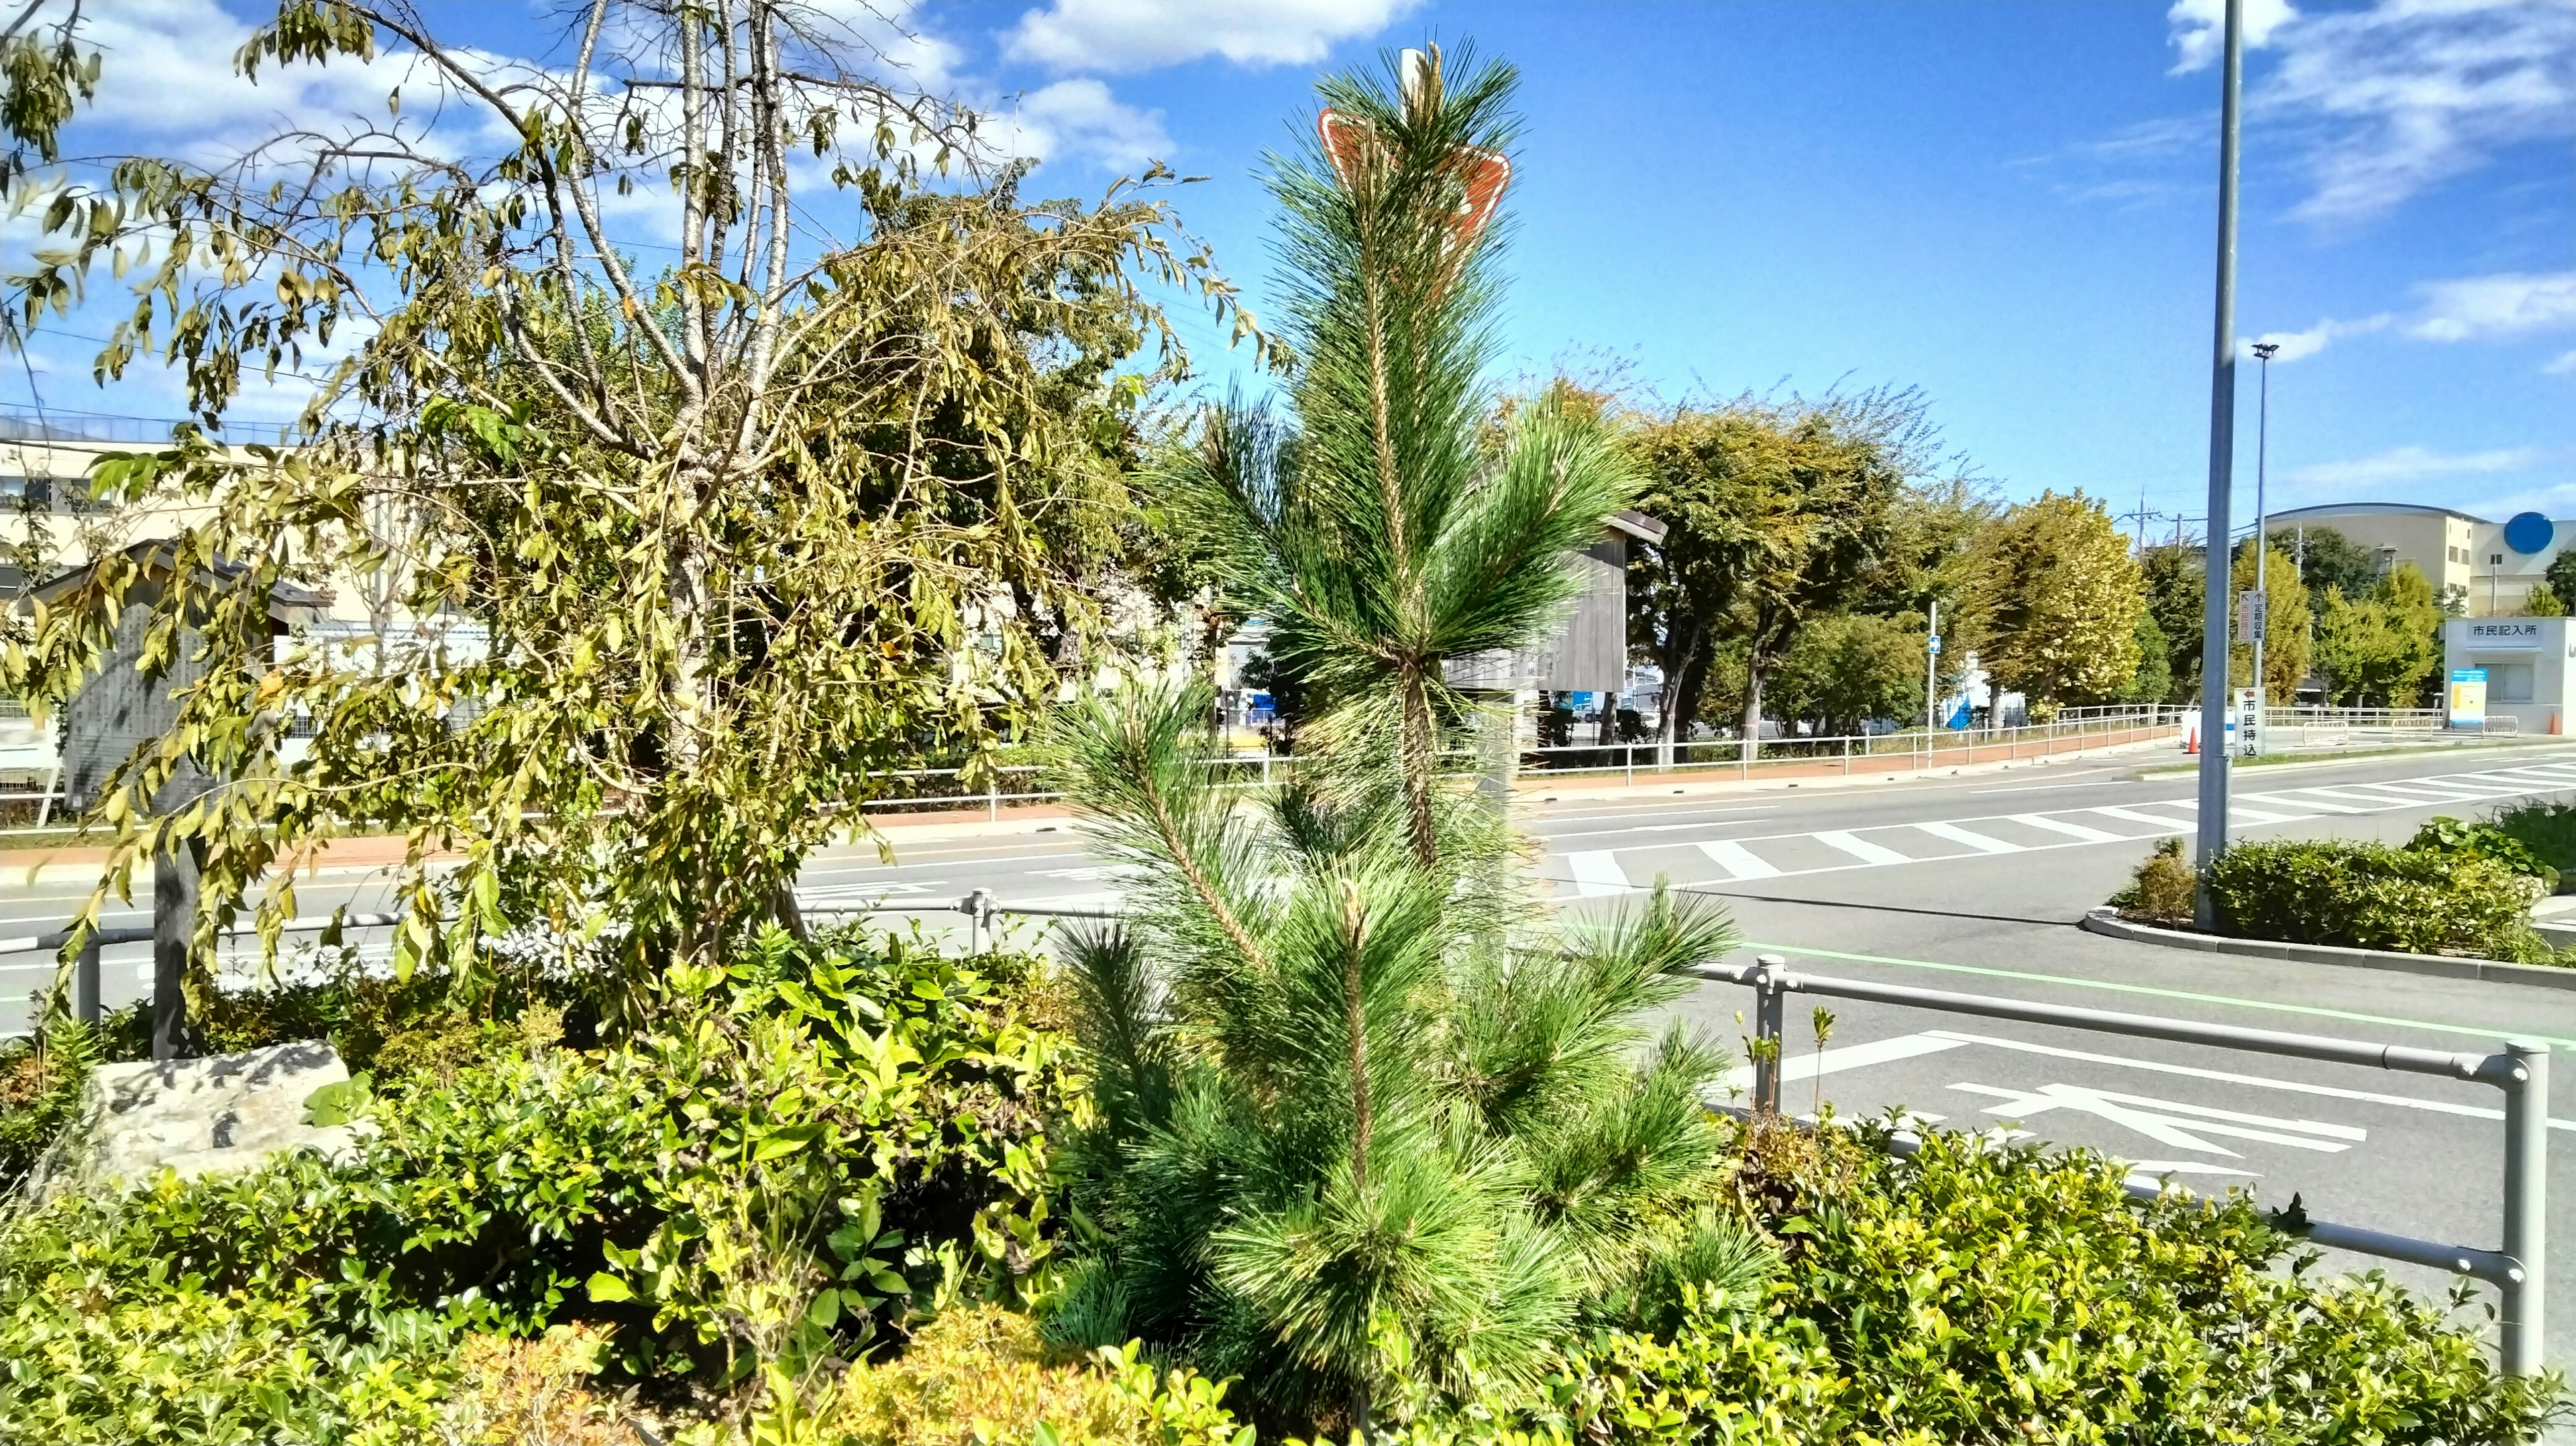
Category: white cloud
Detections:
[
  {"x1": 2261, "y1": 0, "x2": 2576, "y2": 223},
  {"x1": 2407, "y1": 270, "x2": 2576, "y2": 341},
  {"x1": 995, "y1": 78, "x2": 1173, "y2": 172},
  {"x1": 1001, "y1": 0, "x2": 1419, "y2": 74},
  {"x1": 2166, "y1": 0, "x2": 2300, "y2": 73},
  {"x1": 2546, "y1": 349, "x2": 2576, "y2": 376},
  {"x1": 2248, "y1": 313, "x2": 2392, "y2": 362},
  {"x1": 2288, "y1": 443, "x2": 2542, "y2": 488}
]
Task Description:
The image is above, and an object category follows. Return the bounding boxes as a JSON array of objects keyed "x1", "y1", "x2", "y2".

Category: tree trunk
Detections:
[
  {"x1": 1656, "y1": 619, "x2": 1705, "y2": 767},
  {"x1": 152, "y1": 837, "x2": 205, "y2": 1062},
  {"x1": 1739, "y1": 663, "x2": 1768, "y2": 765}
]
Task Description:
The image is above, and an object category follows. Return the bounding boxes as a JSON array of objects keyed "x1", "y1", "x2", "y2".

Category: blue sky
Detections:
[{"x1": 16, "y1": 0, "x2": 2574, "y2": 539}]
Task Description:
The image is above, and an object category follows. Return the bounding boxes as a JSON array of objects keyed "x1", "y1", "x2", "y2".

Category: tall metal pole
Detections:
[
  {"x1": 1925, "y1": 600, "x2": 1939, "y2": 732},
  {"x1": 2194, "y1": 0, "x2": 2245, "y2": 932},
  {"x1": 2251, "y1": 341, "x2": 2277, "y2": 728}
]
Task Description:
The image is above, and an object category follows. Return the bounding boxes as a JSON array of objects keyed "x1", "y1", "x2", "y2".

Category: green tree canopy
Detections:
[
  {"x1": 1766, "y1": 612, "x2": 1927, "y2": 737},
  {"x1": 2140, "y1": 542, "x2": 2206, "y2": 704},
  {"x1": 0, "y1": 1, "x2": 1260, "y2": 1021},
  {"x1": 2271, "y1": 524, "x2": 2384, "y2": 599},
  {"x1": 2314, "y1": 562, "x2": 2447, "y2": 706},
  {"x1": 1625, "y1": 388, "x2": 1946, "y2": 755},
  {"x1": 2230, "y1": 541, "x2": 2312, "y2": 700},
  {"x1": 1968, "y1": 491, "x2": 2146, "y2": 706}
]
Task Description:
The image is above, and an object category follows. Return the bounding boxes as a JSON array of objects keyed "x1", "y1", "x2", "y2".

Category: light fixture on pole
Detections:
[
  {"x1": 2194, "y1": 0, "x2": 2246, "y2": 931},
  {"x1": 2251, "y1": 338, "x2": 2279, "y2": 736}
]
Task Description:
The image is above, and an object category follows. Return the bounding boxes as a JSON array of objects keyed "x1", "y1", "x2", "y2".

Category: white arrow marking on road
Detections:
[
  {"x1": 1695, "y1": 838, "x2": 1782, "y2": 879},
  {"x1": 1813, "y1": 830, "x2": 1912, "y2": 866},
  {"x1": 1718, "y1": 1031, "x2": 1972, "y2": 1095},
  {"x1": 2009, "y1": 812, "x2": 2125, "y2": 843},
  {"x1": 1913, "y1": 820, "x2": 2023, "y2": 854},
  {"x1": 1566, "y1": 851, "x2": 1631, "y2": 897},
  {"x1": 1949, "y1": 1081, "x2": 2361, "y2": 1156}
]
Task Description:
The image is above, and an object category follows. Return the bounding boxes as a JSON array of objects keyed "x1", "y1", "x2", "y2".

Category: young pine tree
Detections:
[{"x1": 1044, "y1": 47, "x2": 1768, "y2": 1436}]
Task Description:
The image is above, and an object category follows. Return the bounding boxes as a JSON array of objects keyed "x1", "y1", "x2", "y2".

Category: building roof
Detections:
[
  {"x1": 1609, "y1": 509, "x2": 1668, "y2": 543},
  {"x1": 25, "y1": 539, "x2": 329, "y2": 623},
  {"x1": 2267, "y1": 501, "x2": 2492, "y2": 525}
]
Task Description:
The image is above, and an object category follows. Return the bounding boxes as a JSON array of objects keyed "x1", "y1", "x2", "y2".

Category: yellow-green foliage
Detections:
[
  {"x1": 1970, "y1": 490, "x2": 2147, "y2": 706},
  {"x1": 819, "y1": 1306, "x2": 1249, "y2": 1446}
]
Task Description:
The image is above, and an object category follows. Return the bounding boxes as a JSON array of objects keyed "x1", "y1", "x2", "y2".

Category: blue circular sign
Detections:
[{"x1": 2506, "y1": 511, "x2": 2555, "y2": 554}]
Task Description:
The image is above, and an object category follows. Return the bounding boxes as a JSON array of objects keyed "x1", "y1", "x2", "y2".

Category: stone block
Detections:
[{"x1": 30, "y1": 1040, "x2": 358, "y2": 1202}]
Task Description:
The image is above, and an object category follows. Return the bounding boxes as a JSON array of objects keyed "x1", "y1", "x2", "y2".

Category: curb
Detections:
[{"x1": 2079, "y1": 906, "x2": 2576, "y2": 993}]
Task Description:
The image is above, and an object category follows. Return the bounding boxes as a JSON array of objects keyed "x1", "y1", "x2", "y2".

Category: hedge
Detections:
[{"x1": 2204, "y1": 838, "x2": 2545, "y2": 959}]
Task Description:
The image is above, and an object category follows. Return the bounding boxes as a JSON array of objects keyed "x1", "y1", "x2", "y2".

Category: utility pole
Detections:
[
  {"x1": 2250, "y1": 339, "x2": 2279, "y2": 731},
  {"x1": 2194, "y1": 0, "x2": 2245, "y2": 932},
  {"x1": 1925, "y1": 600, "x2": 1940, "y2": 733}
]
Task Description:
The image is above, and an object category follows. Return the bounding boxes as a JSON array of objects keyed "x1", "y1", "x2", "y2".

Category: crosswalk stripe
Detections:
[
  {"x1": 1913, "y1": 820, "x2": 2023, "y2": 854},
  {"x1": 2163, "y1": 798, "x2": 2312, "y2": 824},
  {"x1": 2239, "y1": 790, "x2": 2368, "y2": 814},
  {"x1": 2295, "y1": 786, "x2": 2430, "y2": 808},
  {"x1": 1566, "y1": 851, "x2": 1630, "y2": 897},
  {"x1": 2361, "y1": 779, "x2": 2506, "y2": 799},
  {"x1": 1696, "y1": 838, "x2": 1782, "y2": 879},
  {"x1": 2010, "y1": 812, "x2": 2125, "y2": 843},
  {"x1": 2090, "y1": 805, "x2": 2194, "y2": 830},
  {"x1": 1813, "y1": 830, "x2": 1913, "y2": 865}
]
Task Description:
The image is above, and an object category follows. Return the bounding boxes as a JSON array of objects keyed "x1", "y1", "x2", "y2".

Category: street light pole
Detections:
[
  {"x1": 2251, "y1": 339, "x2": 2279, "y2": 734},
  {"x1": 2194, "y1": 0, "x2": 2246, "y2": 932}
]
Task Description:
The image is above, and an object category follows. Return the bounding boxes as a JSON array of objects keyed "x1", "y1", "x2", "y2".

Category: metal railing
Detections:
[
  {"x1": 1518, "y1": 706, "x2": 2184, "y2": 783},
  {"x1": 1717, "y1": 952, "x2": 2548, "y2": 1376}
]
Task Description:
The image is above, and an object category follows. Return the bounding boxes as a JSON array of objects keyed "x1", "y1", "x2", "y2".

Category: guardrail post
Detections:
[
  {"x1": 987, "y1": 775, "x2": 1000, "y2": 822},
  {"x1": 2502, "y1": 1038, "x2": 2549, "y2": 1376},
  {"x1": 1752, "y1": 954, "x2": 1787, "y2": 1113},
  {"x1": 962, "y1": 887, "x2": 995, "y2": 954},
  {"x1": 71, "y1": 934, "x2": 99, "y2": 1023}
]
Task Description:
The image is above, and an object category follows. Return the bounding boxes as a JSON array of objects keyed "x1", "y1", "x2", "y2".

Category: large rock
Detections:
[{"x1": 29, "y1": 1040, "x2": 359, "y2": 1203}]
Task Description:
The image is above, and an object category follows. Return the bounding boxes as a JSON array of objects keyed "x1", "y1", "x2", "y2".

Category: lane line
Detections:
[
  {"x1": 2009, "y1": 813, "x2": 2125, "y2": 844},
  {"x1": 1913, "y1": 820, "x2": 2023, "y2": 854},
  {"x1": 1566, "y1": 851, "x2": 1631, "y2": 898},
  {"x1": 1696, "y1": 839, "x2": 1782, "y2": 880},
  {"x1": 1726, "y1": 939, "x2": 2576, "y2": 1052},
  {"x1": 1813, "y1": 830, "x2": 1912, "y2": 866}
]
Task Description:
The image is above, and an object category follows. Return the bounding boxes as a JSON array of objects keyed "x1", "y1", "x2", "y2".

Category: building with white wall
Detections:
[
  {"x1": 2444, "y1": 617, "x2": 2570, "y2": 735},
  {"x1": 2269, "y1": 502, "x2": 2572, "y2": 618}
]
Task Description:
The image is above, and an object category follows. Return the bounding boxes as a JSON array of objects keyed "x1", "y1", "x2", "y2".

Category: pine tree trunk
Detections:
[{"x1": 1398, "y1": 662, "x2": 1440, "y2": 869}]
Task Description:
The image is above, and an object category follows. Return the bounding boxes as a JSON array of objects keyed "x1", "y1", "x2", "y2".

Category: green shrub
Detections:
[
  {"x1": 2412, "y1": 815, "x2": 2561, "y2": 891},
  {"x1": 2491, "y1": 799, "x2": 2576, "y2": 886},
  {"x1": 2204, "y1": 838, "x2": 2545, "y2": 958},
  {"x1": 2108, "y1": 836, "x2": 2196, "y2": 927},
  {"x1": 0, "y1": 926, "x2": 1077, "y2": 1443},
  {"x1": 1546, "y1": 1128, "x2": 2566, "y2": 1444}
]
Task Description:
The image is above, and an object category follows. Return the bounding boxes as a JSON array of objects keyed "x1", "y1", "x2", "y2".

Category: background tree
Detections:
[
  {"x1": 1765, "y1": 612, "x2": 1926, "y2": 737},
  {"x1": 1968, "y1": 491, "x2": 2145, "y2": 706},
  {"x1": 2229, "y1": 541, "x2": 2312, "y2": 700},
  {"x1": 2524, "y1": 581, "x2": 2567, "y2": 617},
  {"x1": 0, "y1": 1, "x2": 1263, "y2": 1017},
  {"x1": 1626, "y1": 388, "x2": 1937, "y2": 757},
  {"x1": 2314, "y1": 562, "x2": 2446, "y2": 706},
  {"x1": 2125, "y1": 612, "x2": 2174, "y2": 705},
  {"x1": 2140, "y1": 542, "x2": 2205, "y2": 704},
  {"x1": 2273, "y1": 524, "x2": 2385, "y2": 598}
]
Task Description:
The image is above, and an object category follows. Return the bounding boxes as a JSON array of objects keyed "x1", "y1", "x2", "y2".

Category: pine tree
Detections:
[
  {"x1": 1044, "y1": 47, "x2": 1766, "y2": 1434},
  {"x1": 1165, "y1": 44, "x2": 1631, "y2": 868}
]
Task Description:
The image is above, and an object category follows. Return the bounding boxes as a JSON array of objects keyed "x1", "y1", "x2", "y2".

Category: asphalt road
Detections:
[{"x1": 13, "y1": 737, "x2": 2576, "y2": 1366}]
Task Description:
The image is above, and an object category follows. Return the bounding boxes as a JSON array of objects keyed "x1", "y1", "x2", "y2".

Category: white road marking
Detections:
[
  {"x1": 1813, "y1": 830, "x2": 1912, "y2": 866},
  {"x1": 1922, "y1": 1029, "x2": 2576, "y2": 1131},
  {"x1": 2089, "y1": 805, "x2": 2194, "y2": 830},
  {"x1": 1566, "y1": 851, "x2": 1631, "y2": 898},
  {"x1": 2164, "y1": 798, "x2": 2312, "y2": 825},
  {"x1": 1695, "y1": 838, "x2": 1781, "y2": 879},
  {"x1": 2009, "y1": 812, "x2": 2125, "y2": 843},
  {"x1": 1719, "y1": 1030, "x2": 1972, "y2": 1094},
  {"x1": 2238, "y1": 790, "x2": 2369, "y2": 815},
  {"x1": 1912, "y1": 820, "x2": 2023, "y2": 854},
  {"x1": 1949, "y1": 1081, "x2": 2359, "y2": 1156}
]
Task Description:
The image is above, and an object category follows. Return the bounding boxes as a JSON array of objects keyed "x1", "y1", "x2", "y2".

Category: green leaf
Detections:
[
  {"x1": 302, "y1": 1072, "x2": 372, "y2": 1128},
  {"x1": 805, "y1": 1288, "x2": 841, "y2": 1329},
  {"x1": 586, "y1": 1272, "x2": 634, "y2": 1303},
  {"x1": 751, "y1": 1121, "x2": 827, "y2": 1161}
]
